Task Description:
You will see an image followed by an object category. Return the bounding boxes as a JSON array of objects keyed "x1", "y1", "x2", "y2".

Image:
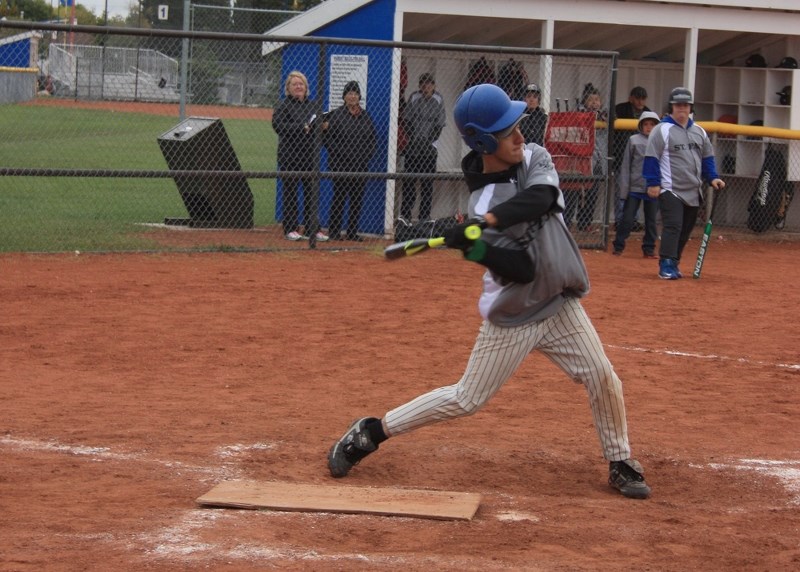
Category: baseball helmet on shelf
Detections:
[
  {"x1": 745, "y1": 54, "x2": 767, "y2": 68},
  {"x1": 777, "y1": 56, "x2": 798, "y2": 69},
  {"x1": 777, "y1": 85, "x2": 792, "y2": 105},
  {"x1": 454, "y1": 83, "x2": 527, "y2": 154}
]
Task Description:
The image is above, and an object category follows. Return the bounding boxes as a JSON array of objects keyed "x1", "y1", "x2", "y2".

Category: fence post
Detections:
[{"x1": 180, "y1": 0, "x2": 190, "y2": 120}]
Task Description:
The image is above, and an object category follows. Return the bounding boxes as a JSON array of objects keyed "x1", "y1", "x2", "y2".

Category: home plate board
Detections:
[{"x1": 196, "y1": 480, "x2": 482, "y2": 521}]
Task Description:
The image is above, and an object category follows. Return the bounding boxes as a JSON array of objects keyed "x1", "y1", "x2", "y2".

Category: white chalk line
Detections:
[
  {"x1": 701, "y1": 459, "x2": 800, "y2": 505},
  {"x1": 134, "y1": 509, "x2": 506, "y2": 568},
  {"x1": 607, "y1": 344, "x2": 800, "y2": 371},
  {"x1": 0, "y1": 436, "x2": 277, "y2": 481},
  {"x1": 58, "y1": 508, "x2": 512, "y2": 569}
]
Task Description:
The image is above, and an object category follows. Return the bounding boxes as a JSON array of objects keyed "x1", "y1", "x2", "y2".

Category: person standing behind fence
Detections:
[
  {"x1": 612, "y1": 111, "x2": 661, "y2": 257},
  {"x1": 564, "y1": 83, "x2": 608, "y2": 232},
  {"x1": 272, "y1": 70, "x2": 329, "y2": 242},
  {"x1": 400, "y1": 73, "x2": 446, "y2": 222},
  {"x1": 644, "y1": 87, "x2": 725, "y2": 280},
  {"x1": 322, "y1": 81, "x2": 377, "y2": 242},
  {"x1": 613, "y1": 86, "x2": 652, "y2": 226},
  {"x1": 519, "y1": 83, "x2": 548, "y2": 146}
]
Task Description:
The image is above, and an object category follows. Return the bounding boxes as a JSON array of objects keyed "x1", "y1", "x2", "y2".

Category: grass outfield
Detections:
[{"x1": 0, "y1": 104, "x2": 278, "y2": 252}]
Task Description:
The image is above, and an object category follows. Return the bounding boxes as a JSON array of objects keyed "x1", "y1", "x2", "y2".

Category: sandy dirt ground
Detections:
[{"x1": 2, "y1": 238, "x2": 800, "y2": 571}]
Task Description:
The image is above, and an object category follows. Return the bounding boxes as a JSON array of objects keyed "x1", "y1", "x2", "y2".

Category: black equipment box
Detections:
[{"x1": 158, "y1": 117, "x2": 254, "y2": 229}]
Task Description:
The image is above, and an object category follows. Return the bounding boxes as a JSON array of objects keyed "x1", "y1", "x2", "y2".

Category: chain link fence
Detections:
[{"x1": 1, "y1": 20, "x2": 798, "y2": 254}]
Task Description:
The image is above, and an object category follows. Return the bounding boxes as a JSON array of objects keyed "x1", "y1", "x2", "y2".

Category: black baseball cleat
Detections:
[
  {"x1": 609, "y1": 459, "x2": 651, "y2": 499},
  {"x1": 327, "y1": 417, "x2": 378, "y2": 478}
]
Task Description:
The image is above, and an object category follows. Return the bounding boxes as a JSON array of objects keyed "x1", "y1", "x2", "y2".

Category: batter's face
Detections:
[{"x1": 484, "y1": 125, "x2": 525, "y2": 172}]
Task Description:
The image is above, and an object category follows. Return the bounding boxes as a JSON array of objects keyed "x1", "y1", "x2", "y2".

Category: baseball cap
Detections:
[
  {"x1": 342, "y1": 80, "x2": 361, "y2": 99},
  {"x1": 630, "y1": 86, "x2": 647, "y2": 98},
  {"x1": 524, "y1": 83, "x2": 541, "y2": 94}
]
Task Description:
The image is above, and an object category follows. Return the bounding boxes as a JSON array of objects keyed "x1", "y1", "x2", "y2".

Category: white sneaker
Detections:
[
  {"x1": 285, "y1": 231, "x2": 303, "y2": 241},
  {"x1": 315, "y1": 232, "x2": 329, "y2": 242}
]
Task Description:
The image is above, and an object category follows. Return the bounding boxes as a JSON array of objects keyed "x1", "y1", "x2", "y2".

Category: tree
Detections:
[{"x1": 15, "y1": 0, "x2": 53, "y2": 22}]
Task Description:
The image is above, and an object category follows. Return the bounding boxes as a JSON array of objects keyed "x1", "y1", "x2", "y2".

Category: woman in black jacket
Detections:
[
  {"x1": 272, "y1": 71, "x2": 328, "y2": 242},
  {"x1": 322, "y1": 81, "x2": 377, "y2": 241}
]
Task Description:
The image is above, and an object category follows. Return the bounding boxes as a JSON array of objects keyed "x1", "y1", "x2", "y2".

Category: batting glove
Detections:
[{"x1": 443, "y1": 216, "x2": 486, "y2": 251}]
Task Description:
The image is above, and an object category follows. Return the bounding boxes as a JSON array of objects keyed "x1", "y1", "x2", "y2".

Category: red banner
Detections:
[{"x1": 545, "y1": 112, "x2": 595, "y2": 191}]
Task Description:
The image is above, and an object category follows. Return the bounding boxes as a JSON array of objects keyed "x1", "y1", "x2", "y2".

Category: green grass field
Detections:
[{"x1": 0, "y1": 104, "x2": 278, "y2": 252}]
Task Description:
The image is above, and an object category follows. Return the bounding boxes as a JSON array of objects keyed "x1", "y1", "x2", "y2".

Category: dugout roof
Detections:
[{"x1": 265, "y1": 0, "x2": 800, "y2": 92}]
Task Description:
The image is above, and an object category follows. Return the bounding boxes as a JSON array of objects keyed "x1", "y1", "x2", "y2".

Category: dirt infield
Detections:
[
  {"x1": 24, "y1": 97, "x2": 273, "y2": 120},
  {"x1": 2, "y1": 240, "x2": 799, "y2": 571}
]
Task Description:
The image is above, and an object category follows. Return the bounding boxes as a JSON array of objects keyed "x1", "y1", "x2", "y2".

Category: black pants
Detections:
[
  {"x1": 401, "y1": 153, "x2": 437, "y2": 221},
  {"x1": 658, "y1": 191, "x2": 699, "y2": 262},
  {"x1": 613, "y1": 194, "x2": 659, "y2": 254},
  {"x1": 328, "y1": 176, "x2": 366, "y2": 239},
  {"x1": 281, "y1": 175, "x2": 319, "y2": 236}
]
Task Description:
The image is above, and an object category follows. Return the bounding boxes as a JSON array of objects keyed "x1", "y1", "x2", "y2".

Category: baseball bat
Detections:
[
  {"x1": 692, "y1": 187, "x2": 715, "y2": 279},
  {"x1": 384, "y1": 225, "x2": 482, "y2": 261}
]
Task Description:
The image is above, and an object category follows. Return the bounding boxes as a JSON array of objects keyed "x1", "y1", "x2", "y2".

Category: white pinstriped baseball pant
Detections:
[{"x1": 383, "y1": 296, "x2": 631, "y2": 461}]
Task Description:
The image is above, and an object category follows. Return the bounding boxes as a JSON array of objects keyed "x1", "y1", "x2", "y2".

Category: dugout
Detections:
[
  {"x1": 264, "y1": 0, "x2": 800, "y2": 236},
  {"x1": 0, "y1": 32, "x2": 40, "y2": 104}
]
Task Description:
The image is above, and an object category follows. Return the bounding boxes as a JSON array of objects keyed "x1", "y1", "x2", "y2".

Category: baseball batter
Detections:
[{"x1": 328, "y1": 84, "x2": 651, "y2": 499}]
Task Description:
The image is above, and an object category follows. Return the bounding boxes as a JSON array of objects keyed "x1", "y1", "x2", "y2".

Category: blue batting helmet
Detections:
[{"x1": 454, "y1": 84, "x2": 527, "y2": 154}]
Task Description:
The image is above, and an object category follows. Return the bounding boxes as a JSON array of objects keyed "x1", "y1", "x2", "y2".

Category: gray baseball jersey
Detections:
[
  {"x1": 470, "y1": 145, "x2": 590, "y2": 326},
  {"x1": 645, "y1": 119, "x2": 715, "y2": 206}
]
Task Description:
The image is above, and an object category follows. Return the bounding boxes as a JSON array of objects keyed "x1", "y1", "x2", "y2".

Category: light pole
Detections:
[{"x1": 100, "y1": 0, "x2": 108, "y2": 100}]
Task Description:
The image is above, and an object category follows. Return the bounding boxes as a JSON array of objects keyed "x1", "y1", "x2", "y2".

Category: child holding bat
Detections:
[
  {"x1": 327, "y1": 84, "x2": 652, "y2": 500},
  {"x1": 644, "y1": 87, "x2": 725, "y2": 279}
]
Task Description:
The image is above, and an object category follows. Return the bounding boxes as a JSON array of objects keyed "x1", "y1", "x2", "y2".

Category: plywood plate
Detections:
[{"x1": 196, "y1": 480, "x2": 481, "y2": 521}]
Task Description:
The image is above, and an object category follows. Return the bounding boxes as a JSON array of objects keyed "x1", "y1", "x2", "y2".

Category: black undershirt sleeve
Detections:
[
  {"x1": 478, "y1": 244, "x2": 535, "y2": 283},
  {"x1": 488, "y1": 184, "x2": 559, "y2": 230}
]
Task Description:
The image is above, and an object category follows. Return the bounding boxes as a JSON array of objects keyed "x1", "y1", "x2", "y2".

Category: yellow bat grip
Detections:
[{"x1": 464, "y1": 225, "x2": 482, "y2": 240}]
